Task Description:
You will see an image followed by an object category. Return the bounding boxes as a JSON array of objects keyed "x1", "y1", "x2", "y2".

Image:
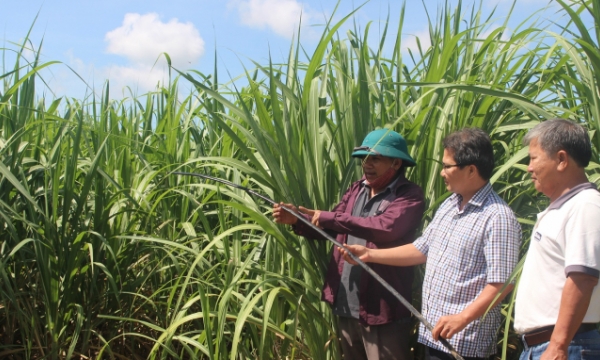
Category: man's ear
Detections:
[
  {"x1": 557, "y1": 150, "x2": 569, "y2": 171},
  {"x1": 392, "y1": 159, "x2": 403, "y2": 170},
  {"x1": 467, "y1": 164, "x2": 479, "y2": 179}
]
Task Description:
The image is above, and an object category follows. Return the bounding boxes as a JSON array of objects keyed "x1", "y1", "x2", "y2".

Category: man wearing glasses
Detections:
[
  {"x1": 273, "y1": 129, "x2": 425, "y2": 360},
  {"x1": 341, "y1": 128, "x2": 521, "y2": 359}
]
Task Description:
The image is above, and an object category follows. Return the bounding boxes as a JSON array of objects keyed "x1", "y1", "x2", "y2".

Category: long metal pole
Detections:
[{"x1": 173, "y1": 171, "x2": 464, "y2": 360}]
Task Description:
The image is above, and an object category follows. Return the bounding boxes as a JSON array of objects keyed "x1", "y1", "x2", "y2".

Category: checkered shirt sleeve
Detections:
[{"x1": 413, "y1": 183, "x2": 521, "y2": 357}]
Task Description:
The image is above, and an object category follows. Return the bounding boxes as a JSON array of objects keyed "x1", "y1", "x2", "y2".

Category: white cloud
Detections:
[
  {"x1": 401, "y1": 30, "x2": 431, "y2": 56},
  {"x1": 105, "y1": 13, "x2": 205, "y2": 69},
  {"x1": 103, "y1": 64, "x2": 169, "y2": 94},
  {"x1": 62, "y1": 12, "x2": 208, "y2": 95},
  {"x1": 230, "y1": 0, "x2": 312, "y2": 39},
  {"x1": 50, "y1": 51, "x2": 170, "y2": 98}
]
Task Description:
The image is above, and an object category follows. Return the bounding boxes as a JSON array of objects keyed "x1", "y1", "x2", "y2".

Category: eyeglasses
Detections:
[{"x1": 441, "y1": 163, "x2": 464, "y2": 170}]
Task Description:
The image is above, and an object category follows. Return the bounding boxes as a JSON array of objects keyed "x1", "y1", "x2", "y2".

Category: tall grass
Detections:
[{"x1": 0, "y1": 1, "x2": 598, "y2": 359}]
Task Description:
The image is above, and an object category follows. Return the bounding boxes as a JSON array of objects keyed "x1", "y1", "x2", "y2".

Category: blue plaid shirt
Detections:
[{"x1": 413, "y1": 183, "x2": 521, "y2": 357}]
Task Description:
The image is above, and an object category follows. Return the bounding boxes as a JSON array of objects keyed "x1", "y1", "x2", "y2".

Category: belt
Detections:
[{"x1": 522, "y1": 323, "x2": 598, "y2": 347}]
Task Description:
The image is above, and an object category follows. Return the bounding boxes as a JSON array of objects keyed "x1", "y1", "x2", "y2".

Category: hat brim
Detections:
[{"x1": 352, "y1": 148, "x2": 416, "y2": 166}]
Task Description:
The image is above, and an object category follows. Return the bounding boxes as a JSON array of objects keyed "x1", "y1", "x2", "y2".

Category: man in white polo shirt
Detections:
[{"x1": 515, "y1": 119, "x2": 600, "y2": 359}]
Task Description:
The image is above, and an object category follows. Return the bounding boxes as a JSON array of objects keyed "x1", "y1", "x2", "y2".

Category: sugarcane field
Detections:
[{"x1": 1, "y1": 0, "x2": 599, "y2": 359}]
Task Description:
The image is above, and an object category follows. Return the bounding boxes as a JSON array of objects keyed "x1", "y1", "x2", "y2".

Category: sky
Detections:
[{"x1": 0, "y1": 0, "x2": 584, "y2": 99}]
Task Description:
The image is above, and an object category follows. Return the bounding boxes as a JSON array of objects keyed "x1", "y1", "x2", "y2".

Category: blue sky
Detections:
[{"x1": 0, "y1": 0, "x2": 579, "y2": 99}]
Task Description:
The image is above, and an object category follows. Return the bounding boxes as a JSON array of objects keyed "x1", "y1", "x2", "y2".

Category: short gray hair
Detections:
[{"x1": 523, "y1": 119, "x2": 592, "y2": 167}]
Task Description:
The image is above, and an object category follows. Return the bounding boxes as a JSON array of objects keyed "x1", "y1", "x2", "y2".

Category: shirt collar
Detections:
[
  {"x1": 547, "y1": 182, "x2": 597, "y2": 211},
  {"x1": 453, "y1": 182, "x2": 493, "y2": 209},
  {"x1": 362, "y1": 173, "x2": 404, "y2": 192}
]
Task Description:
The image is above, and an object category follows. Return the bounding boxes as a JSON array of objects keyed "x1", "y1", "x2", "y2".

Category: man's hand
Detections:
[
  {"x1": 272, "y1": 202, "x2": 299, "y2": 225},
  {"x1": 299, "y1": 206, "x2": 321, "y2": 227},
  {"x1": 432, "y1": 313, "x2": 470, "y2": 341},
  {"x1": 338, "y1": 244, "x2": 370, "y2": 265},
  {"x1": 430, "y1": 283, "x2": 514, "y2": 342},
  {"x1": 539, "y1": 345, "x2": 568, "y2": 360}
]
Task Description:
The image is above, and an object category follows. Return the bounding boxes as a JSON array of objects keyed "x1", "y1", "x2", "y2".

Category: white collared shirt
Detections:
[{"x1": 515, "y1": 183, "x2": 600, "y2": 333}]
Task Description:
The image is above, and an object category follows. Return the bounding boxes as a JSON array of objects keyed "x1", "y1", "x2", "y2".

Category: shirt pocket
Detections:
[{"x1": 453, "y1": 229, "x2": 486, "y2": 275}]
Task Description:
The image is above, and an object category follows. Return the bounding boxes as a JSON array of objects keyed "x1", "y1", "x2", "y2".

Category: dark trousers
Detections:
[
  {"x1": 425, "y1": 346, "x2": 488, "y2": 360},
  {"x1": 338, "y1": 316, "x2": 412, "y2": 360}
]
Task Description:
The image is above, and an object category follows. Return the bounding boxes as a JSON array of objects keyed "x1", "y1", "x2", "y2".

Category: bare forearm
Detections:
[
  {"x1": 462, "y1": 283, "x2": 513, "y2": 322},
  {"x1": 548, "y1": 273, "x2": 598, "y2": 350},
  {"x1": 432, "y1": 282, "x2": 513, "y2": 340},
  {"x1": 367, "y1": 243, "x2": 427, "y2": 266}
]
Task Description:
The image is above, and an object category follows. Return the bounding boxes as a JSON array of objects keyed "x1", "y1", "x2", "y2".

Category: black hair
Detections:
[{"x1": 442, "y1": 128, "x2": 494, "y2": 181}]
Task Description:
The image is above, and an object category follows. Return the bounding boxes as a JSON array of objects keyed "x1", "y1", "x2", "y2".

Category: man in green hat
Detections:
[{"x1": 273, "y1": 129, "x2": 425, "y2": 360}]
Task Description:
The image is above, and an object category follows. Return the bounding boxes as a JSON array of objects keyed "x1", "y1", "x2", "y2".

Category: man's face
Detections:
[
  {"x1": 527, "y1": 138, "x2": 560, "y2": 198},
  {"x1": 361, "y1": 155, "x2": 399, "y2": 182},
  {"x1": 440, "y1": 149, "x2": 469, "y2": 194}
]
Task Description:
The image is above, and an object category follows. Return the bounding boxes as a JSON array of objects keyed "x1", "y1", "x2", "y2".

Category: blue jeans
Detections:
[{"x1": 520, "y1": 330, "x2": 600, "y2": 360}]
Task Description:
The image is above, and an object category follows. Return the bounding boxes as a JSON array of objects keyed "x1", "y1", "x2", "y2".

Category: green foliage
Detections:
[{"x1": 0, "y1": 1, "x2": 598, "y2": 359}]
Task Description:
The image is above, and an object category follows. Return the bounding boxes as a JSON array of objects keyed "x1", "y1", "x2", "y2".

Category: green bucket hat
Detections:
[{"x1": 351, "y1": 129, "x2": 416, "y2": 166}]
